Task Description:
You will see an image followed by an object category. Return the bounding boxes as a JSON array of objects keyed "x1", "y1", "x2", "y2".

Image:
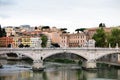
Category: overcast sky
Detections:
[{"x1": 0, "y1": 0, "x2": 120, "y2": 32}]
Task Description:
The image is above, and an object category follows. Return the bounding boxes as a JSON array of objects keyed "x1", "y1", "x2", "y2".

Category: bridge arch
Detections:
[
  {"x1": 42, "y1": 51, "x2": 88, "y2": 61},
  {"x1": 95, "y1": 52, "x2": 120, "y2": 60},
  {"x1": 0, "y1": 51, "x2": 35, "y2": 61}
]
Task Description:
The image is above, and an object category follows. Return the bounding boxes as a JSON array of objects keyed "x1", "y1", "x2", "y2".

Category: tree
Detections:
[
  {"x1": 18, "y1": 43, "x2": 24, "y2": 48},
  {"x1": 25, "y1": 45, "x2": 30, "y2": 47},
  {"x1": 60, "y1": 28, "x2": 67, "y2": 33},
  {"x1": 35, "y1": 27, "x2": 37, "y2": 30},
  {"x1": 0, "y1": 25, "x2": 3, "y2": 37},
  {"x1": 2, "y1": 28, "x2": 6, "y2": 37},
  {"x1": 99, "y1": 23, "x2": 106, "y2": 27},
  {"x1": 41, "y1": 26, "x2": 50, "y2": 30},
  {"x1": 41, "y1": 34, "x2": 48, "y2": 47},
  {"x1": 60, "y1": 28, "x2": 67, "y2": 31},
  {"x1": 92, "y1": 28, "x2": 106, "y2": 47},
  {"x1": 75, "y1": 28, "x2": 86, "y2": 33},
  {"x1": 107, "y1": 28, "x2": 120, "y2": 47},
  {"x1": 51, "y1": 43, "x2": 60, "y2": 47},
  {"x1": 7, "y1": 44, "x2": 12, "y2": 48},
  {"x1": 0, "y1": 25, "x2": 6, "y2": 37}
]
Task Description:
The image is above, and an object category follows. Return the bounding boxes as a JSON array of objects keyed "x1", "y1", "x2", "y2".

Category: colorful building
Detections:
[{"x1": 0, "y1": 37, "x2": 13, "y2": 47}]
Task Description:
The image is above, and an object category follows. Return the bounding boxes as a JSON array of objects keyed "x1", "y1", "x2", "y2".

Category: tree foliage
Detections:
[
  {"x1": 18, "y1": 43, "x2": 24, "y2": 48},
  {"x1": 0, "y1": 25, "x2": 6, "y2": 37},
  {"x1": 99, "y1": 23, "x2": 106, "y2": 27},
  {"x1": 60, "y1": 28, "x2": 67, "y2": 31},
  {"x1": 41, "y1": 34, "x2": 48, "y2": 47},
  {"x1": 92, "y1": 28, "x2": 106, "y2": 47},
  {"x1": 107, "y1": 28, "x2": 120, "y2": 47},
  {"x1": 51, "y1": 43, "x2": 60, "y2": 47},
  {"x1": 41, "y1": 26, "x2": 50, "y2": 30},
  {"x1": 75, "y1": 28, "x2": 86, "y2": 33}
]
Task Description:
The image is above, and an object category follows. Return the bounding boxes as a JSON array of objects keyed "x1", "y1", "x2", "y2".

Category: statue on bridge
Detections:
[{"x1": 36, "y1": 38, "x2": 42, "y2": 48}]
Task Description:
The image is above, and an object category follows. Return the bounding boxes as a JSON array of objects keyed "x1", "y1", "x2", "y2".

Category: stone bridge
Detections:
[{"x1": 0, "y1": 47, "x2": 120, "y2": 69}]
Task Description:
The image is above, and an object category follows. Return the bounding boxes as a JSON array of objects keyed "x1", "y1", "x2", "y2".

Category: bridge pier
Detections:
[
  {"x1": 32, "y1": 60, "x2": 44, "y2": 71},
  {"x1": 82, "y1": 60, "x2": 96, "y2": 70}
]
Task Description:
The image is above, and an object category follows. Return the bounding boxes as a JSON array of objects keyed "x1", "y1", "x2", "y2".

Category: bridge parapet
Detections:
[{"x1": 0, "y1": 47, "x2": 120, "y2": 69}]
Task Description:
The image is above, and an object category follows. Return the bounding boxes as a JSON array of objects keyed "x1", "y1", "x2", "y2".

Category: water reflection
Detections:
[{"x1": 0, "y1": 60, "x2": 120, "y2": 80}]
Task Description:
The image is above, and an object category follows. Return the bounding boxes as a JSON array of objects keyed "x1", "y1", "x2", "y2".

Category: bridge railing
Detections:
[{"x1": 0, "y1": 47, "x2": 119, "y2": 50}]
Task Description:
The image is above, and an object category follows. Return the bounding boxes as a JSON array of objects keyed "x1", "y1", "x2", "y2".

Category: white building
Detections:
[
  {"x1": 30, "y1": 37, "x2": 42, "y2": 48},
  {"x1": 84, "y1": 39, "x2": 96, "y2": 47}
]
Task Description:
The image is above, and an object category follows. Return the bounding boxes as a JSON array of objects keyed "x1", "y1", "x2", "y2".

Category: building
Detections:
[
  {"x1": 84, "y1": 39, "x2": 96, "y2": 47},
  {"x1": 41, "y1": 27, "x2": 63, "y2": 46},
  {"x1": 20, "y1": 36, "x2": 31, "y2": 47},
  {"x1": 30, "y1": 37, "x2": 42, "y2": 48},
  {"x1": 60, "y1": 32, "x2": 87, "y2": 47},
  {"x1": 5, "y1": 26, "x2": 15, "y2": 37},
  {"x1": 0, "y1": 37, "x2": 13, "y2": 47},
  {"x1": 60, "y1": 33, "x2": 69, "y2": 47}
]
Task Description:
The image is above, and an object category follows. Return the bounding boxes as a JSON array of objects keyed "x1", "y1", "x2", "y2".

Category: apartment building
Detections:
[
  {"x1": 5, "y1": 26, "x2": 15, "y2": 37},
  {"x1": 0, "y1": 37, "x2": 13, "y2": 47},
  {"x1": 60, "y1": 32, "x2": 87, "y2": 47}
]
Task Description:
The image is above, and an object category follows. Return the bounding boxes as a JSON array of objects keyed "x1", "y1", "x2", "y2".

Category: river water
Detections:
[{"x1": 0, "y1": 60, "x2": 120, "y2": 80}]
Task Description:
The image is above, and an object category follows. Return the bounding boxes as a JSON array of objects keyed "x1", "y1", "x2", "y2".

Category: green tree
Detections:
[
  {"x1": 60, "y1": 28, "x2": 67, "y2": 33},
  {"x1": 41, "y1": 34, "x2": 48, "y2": 47},
  {"x1": 99, "y1": 23, "x2": 106, "y2": 27},
  {"x1": 75, "y1": 28, "x2": 86, "y2": 33},
  {"x1": 0, "y1": 25, "x2": 3, "y2": 37},
  {"x1": 108, "y1": 28, "x2": 120, "y2": 47},
  {"x1": 18, "y1": 43, "x2": 24, "y2": 48},
  {"x1": 2, "y1": 28, "x2": 6, "y2": 37},
  {"x1": 92, "y1": 28, "x2": 106, "y2": 47},
  {"x1": 0, "y1": 25, "x2": 6, "y2": 37}
]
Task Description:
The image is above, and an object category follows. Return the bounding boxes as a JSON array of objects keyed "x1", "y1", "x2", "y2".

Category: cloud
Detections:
[
  {"x1": 0, "y1": 14, "x2": 10, "y2": 19},
  {"x1": 0, "y1": 0, "x2": 14, "y2": 6}
]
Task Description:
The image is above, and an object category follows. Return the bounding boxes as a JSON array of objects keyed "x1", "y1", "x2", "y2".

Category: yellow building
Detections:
[{"x1": 21, "y1": 36, "x2": 31, "y2": 47}]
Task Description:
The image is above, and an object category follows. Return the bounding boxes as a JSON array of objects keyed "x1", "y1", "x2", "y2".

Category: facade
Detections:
[
  {"x1": 60, "y1": 32, "x2": 87, "y2": 47},
  {"x1": 60, "y1": 33, "x2": 69, "y2": 47},
  {"x1": 5, "y1": 26, "x2": 15, "y2": 37},
  {"x1": 42, "y1": 27, "x2": 62, "y2": 46},
  {"x1": 0, "y1": 37, "x2": 13, "y2": 47},
  {"x1": 69, "y1": 32, "x2": 86, "y2": 47},
  {"x1": 12, "y1": 37, "x2": 20, "y2": 48},
  {"x1": 21, "y1": 36, "x2": 31, "y2": 46},
  {"x1": 30, "y1": 37, "x2": 42, "y2": 48},
  {"x1": 84, "y1": 39, "x2": 96, "y2": 47}
]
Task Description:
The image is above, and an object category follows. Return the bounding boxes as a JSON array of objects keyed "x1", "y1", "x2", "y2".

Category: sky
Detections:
[{"x1": 0, "y1": 0, "x2": 120, "y2": 32}]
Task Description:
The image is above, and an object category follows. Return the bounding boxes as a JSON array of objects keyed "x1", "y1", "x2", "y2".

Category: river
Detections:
[{"x1": 0, "y1": 59, "x2": 120, "y2": 80}]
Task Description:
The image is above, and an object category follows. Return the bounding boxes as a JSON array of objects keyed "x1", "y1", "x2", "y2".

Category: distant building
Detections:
[
  {"x1": 0, "y1": 37, "x2": 13, "y2": 47},
  {"x1": 20, "y1": 36, "x2": 31, "y2": 47},
  {"x1": 5, "y1": 26, "x2": 15, "y2": 37},
  {"x1": 20, "y1": 25, "x2": 31, "y2": 32},
  {"x1": 84, "y1": 39, "x2": 95, "y2": 47},
  {"x1": 60, "y1": 33, "x2": 69, "y2": 47},
  {"x1": 60, "y1": 32, "x2": 87, "y2": 47},
  {"x1": 30, "y1": 37, "x2": 42, "y2": 48}
]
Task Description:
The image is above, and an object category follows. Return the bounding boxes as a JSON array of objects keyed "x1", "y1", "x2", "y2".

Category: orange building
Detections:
[{"x1": 0, "y1": 37, "x2": 13, "y2": 47}]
